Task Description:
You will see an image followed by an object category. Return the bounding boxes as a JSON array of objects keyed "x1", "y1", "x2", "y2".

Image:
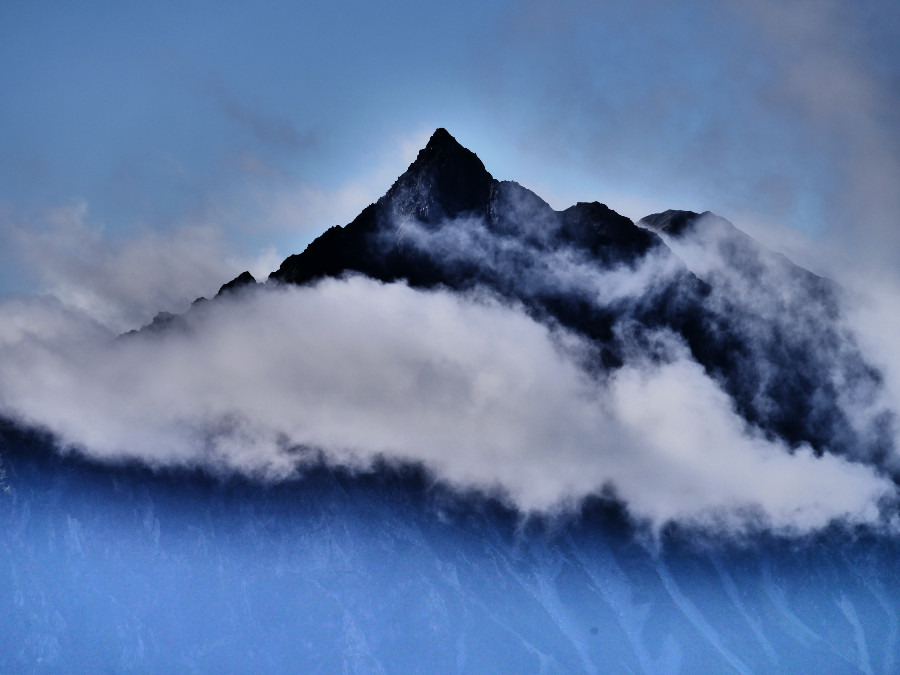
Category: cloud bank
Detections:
[
  {"x1": 4, "y1": 201, "x2": 279, "y2": 333},
  {"x1": 0, "y1": 275, "x2": 894, "y2": 536}
]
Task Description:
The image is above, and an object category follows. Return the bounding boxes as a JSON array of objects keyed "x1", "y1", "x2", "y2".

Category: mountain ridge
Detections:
[
  {"x1": 4, "y1": 129, "x2": 900, "y2": 672},
  {"x1": 139, "y1": 128, "x2": 890, "y2": 465}
]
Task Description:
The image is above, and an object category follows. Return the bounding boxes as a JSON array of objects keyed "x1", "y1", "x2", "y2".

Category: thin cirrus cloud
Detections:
[{"x1": 474, "y1": 0, "x2": 900, "y2": 274}]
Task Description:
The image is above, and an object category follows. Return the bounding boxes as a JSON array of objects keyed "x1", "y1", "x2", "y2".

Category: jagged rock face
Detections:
[
  {"x1": 269, "y1": 129, "x2": 889, "y2": 459},
  {"x1": 269, "y1": 128, "x2": 498, "y2": 288},
  {"x1": 217, "y1": 270, "x2": 256, "y2": 296},
  {"x1": 558, "y1": 201, "x2": 657, "y2": 263},
  {"x1": 386, "y1": 127, "x2": 494, "y2": 224},
  {"x1": 641, "y1": 210, "x2": 892, "y2": 459},
  {"x1": 270, "y1": 129, "x2": 665, "y2": 287},
  {"x1": 270, "y1": 131, "x2": 701, "y2": 368}
]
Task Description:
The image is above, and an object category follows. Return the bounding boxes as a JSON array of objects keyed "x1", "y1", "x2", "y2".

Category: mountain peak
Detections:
[
  {"x1": 639, "y1": 210, "x2": 703, "y2": 237},
  {"x1": 425, "y1": 127, "x2": 456, "y2": 150},
  {"x1": 386, "y1": 128, "x2": 493, "y2": 222},
  {"x1": 217, "y1": 271, "x2": 257, "y2": 296}
]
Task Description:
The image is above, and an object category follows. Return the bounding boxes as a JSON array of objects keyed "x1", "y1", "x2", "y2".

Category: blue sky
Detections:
[{"x1": 2, "y1": 0, "x2": 899, "y2": 298}]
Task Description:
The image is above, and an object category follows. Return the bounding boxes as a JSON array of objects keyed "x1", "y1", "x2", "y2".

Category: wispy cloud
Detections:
[
  {"x1": 5, "y1": 201, "x2": 266, "y2": 332},
  {"x1": 473, "y1": 0, "x2": 900, "y2": 272},
  {"x1": 219, "y1": 97, "x2": 315, "y2": 152},
  {"x1": 733, "y1": 0, "x2": 900, "y2": 261}
]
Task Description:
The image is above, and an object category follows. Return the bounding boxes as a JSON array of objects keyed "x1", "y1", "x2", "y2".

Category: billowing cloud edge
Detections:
[{"x1": 0, "y1": 275, "x2": 894, "y2": 538}]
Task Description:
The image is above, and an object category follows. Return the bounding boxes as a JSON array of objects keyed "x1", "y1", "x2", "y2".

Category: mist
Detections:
[
  {"x1": 2, "y1": 127, "x2": 900, "y2": 539},
  {"x1": 0, "y1": 269, "x2": 894, "y2": 536}
]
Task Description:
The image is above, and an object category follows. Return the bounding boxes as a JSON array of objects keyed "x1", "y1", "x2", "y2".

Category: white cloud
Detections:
[
  {"x1": 607, "y1": 355, "x2": 892, "y2": 533},
  {"x1": 7, "y1": 202, "x2": 245, "y2": 332},
  {"x1": 0, "y1": 276, "x2": 892, "y2": 535},
  {"x1": 844, "y1": 275, "x2": 900, "y2": 474}
]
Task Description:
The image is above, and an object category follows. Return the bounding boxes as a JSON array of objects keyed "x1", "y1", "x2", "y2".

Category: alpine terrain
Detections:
[{"x1": 1, "y1": 129, "x2": 898, "y2": 673}]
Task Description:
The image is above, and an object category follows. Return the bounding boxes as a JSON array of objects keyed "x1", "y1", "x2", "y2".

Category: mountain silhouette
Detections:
[
  {"x1": 258, "y1": 129, "x2": 890, "y2": 458},
  {"x1": 4, "y1": 129, "x2": 899, "y2": 674}
]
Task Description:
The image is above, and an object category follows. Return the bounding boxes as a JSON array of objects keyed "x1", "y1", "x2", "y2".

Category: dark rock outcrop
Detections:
[{"x1": 217, "y1": 270, "x2": 256, "y2": 296}]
